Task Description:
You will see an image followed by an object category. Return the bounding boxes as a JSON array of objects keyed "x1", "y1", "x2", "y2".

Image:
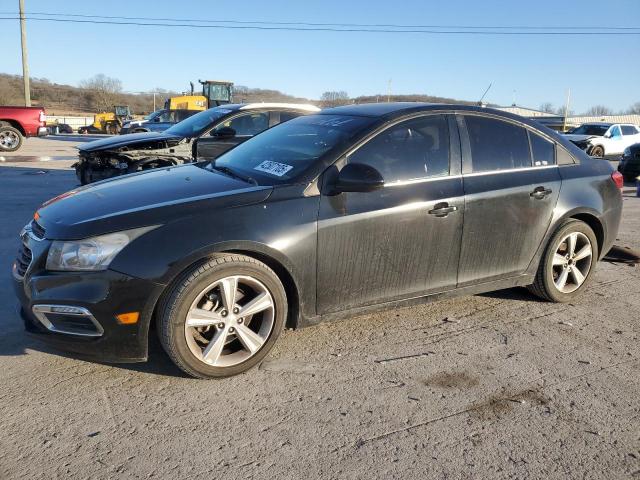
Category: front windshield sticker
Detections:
[{"x1": 254, "y1": 160, "x2": 294, "y2": 177}]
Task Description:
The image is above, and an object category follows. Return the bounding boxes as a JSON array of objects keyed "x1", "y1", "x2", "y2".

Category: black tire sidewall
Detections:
[
  {"x1": 541, "y1": 220, "x2": 599, "y2": 302},
  {"x1": 161, "y1": 258, "x2": 287, "y2": 378}
]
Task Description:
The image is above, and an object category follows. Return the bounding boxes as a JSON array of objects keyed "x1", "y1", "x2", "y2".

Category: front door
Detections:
[
  {"x1": 457, "y1": 114, "x2": 561, "y2": 286},
  {"x1": 316, "y1": 114, "x2": 464, "y2": 314}
]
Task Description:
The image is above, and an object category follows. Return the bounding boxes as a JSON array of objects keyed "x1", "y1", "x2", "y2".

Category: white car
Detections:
[{"x1": 564, "y1": 123, "x2": 640, "y2": 158}]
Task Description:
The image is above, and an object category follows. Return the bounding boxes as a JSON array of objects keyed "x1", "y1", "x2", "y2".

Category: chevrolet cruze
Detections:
[{"x1": 13, "y1": 103, "x2": 623, "y2": 378}]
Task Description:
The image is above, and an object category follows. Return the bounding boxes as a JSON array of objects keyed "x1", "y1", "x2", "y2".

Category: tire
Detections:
[
  {"x1": 158, "y1": 254, "x2": 287, "y2": 379},
  {"x1": 78, "y1": 164, "x2": 93, "y2": 185},
  {"x1": 0, "y1": 126, "x2": 24, "y2": 152},
  {"x1": 590, "y1": 145, "x2": 605, "y2": 158},
  {"x1": 528, "y1": 219, "x2": 598, "y2": 302}
]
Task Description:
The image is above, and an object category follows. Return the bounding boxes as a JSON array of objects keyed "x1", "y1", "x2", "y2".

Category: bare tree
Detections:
[
  {"x1": 539, "y1": 102, "x2": 555, "y2": 113},
  {"x1": 79, "y1": 74, "x2": 123, "y2": 111},
  {"x1": 320, "y1": 91, "x2": 349, "y2": 107},
  {"x1": 584, "y1": 105, "x2": 613, "y2": 116},
  {"x1": 627, "y1": 102, "x2": 640, "y2": 114}
]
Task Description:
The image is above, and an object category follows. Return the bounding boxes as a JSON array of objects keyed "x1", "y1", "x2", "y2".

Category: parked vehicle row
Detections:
[
  {"x1": 0, "y1": 105, "x2": 47, "y2": 152},
  {"x1": 13, "y1": 103, "x2": 623, "y2": 378},
  {"x1": 73, "y1": 103, "x2": 320, "y2": 184}
]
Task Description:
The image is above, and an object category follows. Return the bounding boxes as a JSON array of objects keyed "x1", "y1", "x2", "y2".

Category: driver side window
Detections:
[
  {"x1": 215, "y1": 112, "x2": 270, "y2": 137},
  {"x1": 610, "y1": 126, "x2": 622, "y2": 138},
  {"x1": 348, "y1": 115, "x2": 450, "y2": 183}
]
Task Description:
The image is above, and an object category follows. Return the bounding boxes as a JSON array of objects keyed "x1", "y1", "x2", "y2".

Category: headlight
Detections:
[{"x1": 46, "y1": 226, "x2": 157, "y2": 271}]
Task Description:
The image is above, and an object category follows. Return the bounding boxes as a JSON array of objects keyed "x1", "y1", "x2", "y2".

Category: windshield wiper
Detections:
[{"x1": 210, "y1": 165, "x2": 257, "y2": 185}]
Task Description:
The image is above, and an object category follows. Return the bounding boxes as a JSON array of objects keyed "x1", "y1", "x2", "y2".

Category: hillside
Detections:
[{"x1": 0, "y1": 73, "x2": 473, "y2": 115}]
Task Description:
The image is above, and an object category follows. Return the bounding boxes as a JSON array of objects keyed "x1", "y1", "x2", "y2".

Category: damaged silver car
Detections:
[{"x1": 74, "y1": 103, "x2": 320, "y2": 184}]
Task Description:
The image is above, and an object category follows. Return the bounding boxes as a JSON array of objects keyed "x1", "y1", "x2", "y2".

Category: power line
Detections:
[
  {"x1": 1, "y1": 16, "x2": 639, "y2": 35},
  {"x1": 1, "y1": 10, "x2": 638, "y2": 31}
]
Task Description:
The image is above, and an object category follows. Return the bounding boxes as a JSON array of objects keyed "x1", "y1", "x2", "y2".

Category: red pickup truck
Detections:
[{"x1": 0, "y1": 106, "x2": 47, "y2": 152}]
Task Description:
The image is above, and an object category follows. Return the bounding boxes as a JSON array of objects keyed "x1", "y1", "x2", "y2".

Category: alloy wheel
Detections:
[
  {"x1": 0, "y1": 130, "x2": 20, "y2": 149},
  {"x1": 184, "y1": 275, "x2": 275, "y2": 367},
  {"x1": 551, "y1": 232, "x2": 593, "y2": 294}
]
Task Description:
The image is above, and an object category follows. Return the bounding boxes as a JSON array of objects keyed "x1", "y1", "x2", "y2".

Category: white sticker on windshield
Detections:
[{"x1": 254, "y1": 160, "x2": 293, "y2": 177}]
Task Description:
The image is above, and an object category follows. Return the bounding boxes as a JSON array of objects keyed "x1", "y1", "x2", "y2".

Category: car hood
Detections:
[
  {"x1": 563, "y1": 134, "x2": 598, "y2": 142},
  {"x1": 78, "y1": 131, "x2": 183, "y2": 152},
  {"x1": 35, "y1": 164, "x2": 272, "y2": 240}
]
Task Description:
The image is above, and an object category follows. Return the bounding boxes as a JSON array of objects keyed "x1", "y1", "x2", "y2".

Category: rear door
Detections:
[
  {"x1": 316, "y1": 114, "x2": 464, "y2": 313},
  {"x1": 196, "y1": 110, "x2": 270, "y2": 160},
  {"x1": 456, "y1": 114, "x2": 561, "y2": 286},
  {"x1": 621, "y1": 125, "x2": 640, "y2": 150}
]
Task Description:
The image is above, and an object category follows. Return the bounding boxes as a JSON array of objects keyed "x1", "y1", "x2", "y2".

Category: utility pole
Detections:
[
  {"x1": 153, "y1": 92, "x2": 156, "y2": 111},
  {"x1": 562, "y1": 88, "x2": 571, "y2": 132},
  {"x1": 19, "y1": 0, "x2": 31, "y2": 106}
]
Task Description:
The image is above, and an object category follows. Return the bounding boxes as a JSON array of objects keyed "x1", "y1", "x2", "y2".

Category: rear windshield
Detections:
[
  {"x1": 165, "y1": 107, "x2": 233, "y2": 137},
  {"x1": 569, "y1": 124, "x2": 610, "y2": 136},
  {"x1": 211, "y1": 114, "x2": 375, "y2": 184}
]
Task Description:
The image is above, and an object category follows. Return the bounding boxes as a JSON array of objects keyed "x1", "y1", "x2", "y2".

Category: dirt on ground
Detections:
[{"x1": 0, "y1": 148, "x2": 638, "y2": 479}]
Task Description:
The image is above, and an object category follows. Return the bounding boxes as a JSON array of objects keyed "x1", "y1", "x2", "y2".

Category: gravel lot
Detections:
[{"x1": 0, "y1": 148, "x2": 638, "y2": 479}]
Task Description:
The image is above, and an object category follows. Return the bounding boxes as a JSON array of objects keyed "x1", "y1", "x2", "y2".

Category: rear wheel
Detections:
[
  {"x1": 528, "y1": 219, "x2": 598, "y2": 302},
  {"x1": 158, "y1": 254, "x2": 287, "y2": 379},
  {"x1": 0, "y1": 126, "x2": 23, "y2": 152}
]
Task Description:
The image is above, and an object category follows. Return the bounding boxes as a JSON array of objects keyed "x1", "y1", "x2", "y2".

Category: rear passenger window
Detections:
[
  {"x1": 465, "y1": 116, "x2": 531, "y2": 172},
  {"x1": 621, "y1": 125, "x2": 639, "y2": 135},
  {"x1": 529, "y1": 132, "x2": 556, "y2": 166},
  {"x1": 348, "y1": 114, "x2": 450, "y2": 182}
]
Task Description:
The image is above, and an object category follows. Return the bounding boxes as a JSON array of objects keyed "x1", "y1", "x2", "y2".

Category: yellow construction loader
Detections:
[{"x1": 78, "y1": 106, "x2": 132, "y2": 134}]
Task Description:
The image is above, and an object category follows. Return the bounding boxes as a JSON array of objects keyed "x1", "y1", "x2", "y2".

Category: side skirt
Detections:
[{"x1": 298, "y1": 274, "x2": 535, "y2": 328}]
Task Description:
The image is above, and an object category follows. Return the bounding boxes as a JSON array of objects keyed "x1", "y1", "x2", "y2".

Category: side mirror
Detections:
[
  {"x1": 211, "y1": 126, "x2": 236, "y2": 139},
  {"x1": 334, "y1": 163, "x2": 384, "y2": 193},
  {"x1": 604, "y1": 132, "x2": 612, "y2": 138}
]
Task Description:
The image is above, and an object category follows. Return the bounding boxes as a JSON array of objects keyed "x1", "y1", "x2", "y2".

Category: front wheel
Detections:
[
  {"x1": 158, "y1": 254, "x2": 287, "y2": 379},
  {"x1": 590, "y1": 145, "x2": 605, "y2": 158},
  {"x1": 528, "y1": 219, "x2": 598, "y2": 302}
]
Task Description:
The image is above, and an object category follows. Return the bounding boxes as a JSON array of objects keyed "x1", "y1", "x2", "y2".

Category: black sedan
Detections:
[
  {"x1": 13, "y1": 103, "x2": 623, "y2": 378},
  {"x1": 618, "y1": 143, "x2": 640, "y2": 182},
  {"x1": 74, "y1": 103, "x2": 320, "y2": 185}
]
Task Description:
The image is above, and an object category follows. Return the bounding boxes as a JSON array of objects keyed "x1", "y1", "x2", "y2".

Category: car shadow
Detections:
[
  {"x1": 478, "y1": 286, "x2": 546, "y2": 302},
  {"x1": 20, "y1": 331, "x2": 190, "y2": 378}
]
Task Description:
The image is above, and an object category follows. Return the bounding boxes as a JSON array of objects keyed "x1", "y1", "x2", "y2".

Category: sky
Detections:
[{"x1": 0, "y1": 0, "x2": 639, "y2": 113}]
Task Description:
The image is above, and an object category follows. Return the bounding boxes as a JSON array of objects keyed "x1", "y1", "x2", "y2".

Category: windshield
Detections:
[
  {"x1": 211, "y1": 114, "x2": 375, "y2": 184},
  {"x1": 165, "y1": 107, "x2": 233, "y2": 137},
  {"x1": 569, "y1": 124, "x2": 610, "y2": 136}
]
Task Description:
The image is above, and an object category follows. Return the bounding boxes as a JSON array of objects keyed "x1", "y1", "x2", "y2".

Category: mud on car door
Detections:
[{"x1": 456, "y1": 114, "x2": 561, "y2": 286}]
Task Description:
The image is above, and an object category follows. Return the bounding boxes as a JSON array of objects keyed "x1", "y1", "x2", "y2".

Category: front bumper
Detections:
[{"x1": 12, "y1": 233, "x2": 165, "y2": 363}]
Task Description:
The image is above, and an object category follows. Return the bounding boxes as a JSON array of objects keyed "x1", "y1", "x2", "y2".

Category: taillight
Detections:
[
  {"x1": 611, "y1": 171, "x2": 624, "y2": 189},
  {"x1": 39, "y1": 110, "x2": 46, "y2": 124}
]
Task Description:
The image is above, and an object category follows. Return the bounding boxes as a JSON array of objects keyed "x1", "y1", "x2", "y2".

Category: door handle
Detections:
[
  {"x1": 530, "y1": 186, "x2": 552, "y2": 199},
  {"x1": 428, "y1": 202, "x2": 458, "y2": 217}
]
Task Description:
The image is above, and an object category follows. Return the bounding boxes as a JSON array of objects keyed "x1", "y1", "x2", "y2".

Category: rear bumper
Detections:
[
  {"x1": 13, "y1": 266, "x2": 165, "y2": 363},
  {"x1": 37, "y1": 126, "x2": 48, "y2": 137}
]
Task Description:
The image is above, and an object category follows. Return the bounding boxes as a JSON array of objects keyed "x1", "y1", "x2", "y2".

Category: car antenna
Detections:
[{"x1": 478, "y1": 83, "x2": 492, "y2": 107}]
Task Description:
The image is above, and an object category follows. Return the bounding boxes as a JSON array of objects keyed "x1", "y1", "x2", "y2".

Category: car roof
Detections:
[
  {"x1": 221, "y1": 103, "x2": 320, "y2": 112},
  {"x1": 318, "y1": 102, "x2": 536, "y2": 121}
]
